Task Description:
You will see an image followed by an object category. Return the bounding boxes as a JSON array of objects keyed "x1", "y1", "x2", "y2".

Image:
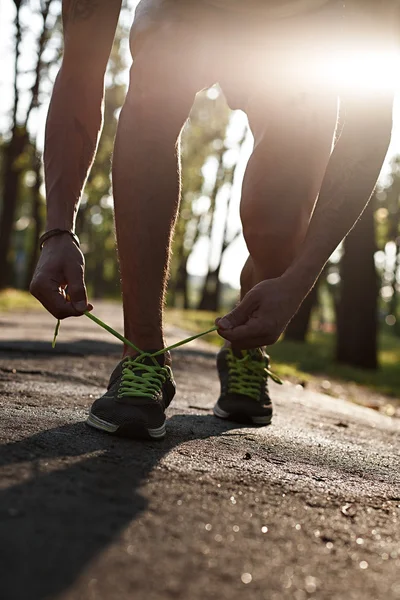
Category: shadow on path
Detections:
[
  {"x1": 0, "y1": 415, "x2": 236, "y2": 600},
  {"x1": 0, "y1": 340, "x2": 217, "y2": 359}
]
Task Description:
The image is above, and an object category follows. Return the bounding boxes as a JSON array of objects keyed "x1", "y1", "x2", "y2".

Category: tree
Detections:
[
  {"x1": 380, "y1": 161, "x2": 400, "y2": 331},
  {"x1": 24, "y1": 145, "x2": 44, "y2": 288},
  {"x1": 285, "y1": 284, "x2": 319, "y2": 342},
  {"x1": 168, "y1": 88, "x2": 231, "y2": 307},
  {"x1": 0, "y1": 0, "x2": 26, "y2": 288},
  {"x1": 336, "y1": 197, "x2": 379, "y2": 369},
  {"x1": 197, "y1": 126, "x2": 247, "y2": 312},
  {"x1": 0, "y1": 0, "x2": 58, "y2": 289}
]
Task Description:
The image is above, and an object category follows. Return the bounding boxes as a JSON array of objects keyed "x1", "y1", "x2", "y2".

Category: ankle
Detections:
[
  {"x1": 123, "y1": 347, "x2": 172, "y2": 366},
  {"x1": 122, "y1": 333, "x2": 165, "y2": 356}
]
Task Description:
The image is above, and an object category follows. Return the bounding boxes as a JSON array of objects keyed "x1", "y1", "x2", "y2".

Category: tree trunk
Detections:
[
  {"x1": 0, "y1": 3, "x2": 23, "y2": 288},
  {"x1": 179, "y1": 261, "x2": 190, "y2": 310},
  {"x1": 0, "y1": 1, "x2": 52, "y2": 289},
  {"x1": 0, "y1": 128, "x2": 28, "y2": 289},
  {"x1": 171, "y1": 258, "x2": 190, "y2": 309},
  {"x1": 385, "y1": 178, "x2": 400, "y2": 333},
  {"x1": 24, "y1": 150, "x2": 43, "y2": 289},
  {"x1": 285, "y1": 283, "x2": 319, "y2": 342},
  {"x1": 336, "y1": 199, "x2": 378, "y2": 369},
  {"x1": 197, "y1": 128, "x2": 247, "y2": 313},
  {"x1": 198, "y1": 267, "x2": 222, "y2": 312},
  {"x1": 389, "y1": 239, "x2": 400, "y2": 329},
  {"x1": 92, "y1": 243, "x2": 106, "y2": 298}
]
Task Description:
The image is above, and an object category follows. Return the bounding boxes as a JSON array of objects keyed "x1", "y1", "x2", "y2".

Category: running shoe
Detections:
[
  {"x1": 213, "y1": 347, "x2": 273, "y2": 425},
  {"x1": 87, "y1": 352, "x2": 176, "y2": 439}
]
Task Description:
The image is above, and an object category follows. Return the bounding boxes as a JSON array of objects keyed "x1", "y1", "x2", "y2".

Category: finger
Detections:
[
  {"x1": 217, "y1": 292, "x2": 256, "y2": 330},
  {"x1": 64, "y1": 263, "x2": 90, "y2": 314},
  {"x1": 218, "y1": 318, "x2": 261, "y2": 342},
  {"x1": 30, "y1": 277, "x2": 78, "y2": 319},
  {"x1": 218, "y1": 325, "x2": 271, "y2": 349}
]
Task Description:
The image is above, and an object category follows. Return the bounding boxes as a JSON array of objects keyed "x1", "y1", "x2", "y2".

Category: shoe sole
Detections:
[
  {"x1": 86, "y1": 411, "x2": 166, "y2": 440},
  {"x1": 213, "y1": 402, "x2": 272, "y2": 426}
]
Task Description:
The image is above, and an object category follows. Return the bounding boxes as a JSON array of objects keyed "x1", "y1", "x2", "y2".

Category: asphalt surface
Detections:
[{"x1": 0, "y1": 305, "x2": 399, "y2": 600}]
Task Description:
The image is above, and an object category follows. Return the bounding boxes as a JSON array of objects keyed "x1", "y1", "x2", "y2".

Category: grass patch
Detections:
[
  {"x1": 0, "y1": 289, "x2": 40, "y2": 312},
  {"x1": 165, "y1": 308, "x2": 400, "y2": 399},
  {"x1": 269, "y1": 331, "x2": 400, "y2": 399},
  {"x1": 166, "y1": 308, "x2": 222, "y2": 347}
]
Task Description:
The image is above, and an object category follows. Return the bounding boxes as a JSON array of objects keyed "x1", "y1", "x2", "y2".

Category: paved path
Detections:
[{"x1": 0, "y1": 304, "x2": 399, "y2": 600}]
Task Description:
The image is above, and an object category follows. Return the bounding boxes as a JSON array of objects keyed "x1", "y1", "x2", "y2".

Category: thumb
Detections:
[
  {"x1": 65, "y1": 268, "x2": 90, "y2": 314},
  {"x1": 73, "y1": 299, "x2": 92, "y2": 313},
  {"x1": 217, "y1": 293, "x2": 255, "y2": 330}
]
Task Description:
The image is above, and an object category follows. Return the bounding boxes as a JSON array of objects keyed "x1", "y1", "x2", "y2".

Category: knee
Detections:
[
  {"x1": 243, "y1": 209, "x2": 309, "y2": 247},
  {"x1": 242, "y1": 211, "x2": 309, "y2": 264},
  {"x1": 125, "y1": 20, "x2": 197, "y2": 127},
  {"x1": 129, "y1": 3, "x2": 160, "y2": 61},
  {"x1": 122, "y1": 58, "x2": 193, "y2": 142}
]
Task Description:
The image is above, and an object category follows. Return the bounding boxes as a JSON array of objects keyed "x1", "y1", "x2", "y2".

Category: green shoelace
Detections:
[
  {"x1": 52, "y1": 312, "x2": 283, "y2": 397},
  {"x1": 52, "y1": 312, "x2": 220, "y2": 399},
  {"x1": 118, "y1": 356, "x2": 172, "y2": 399},
  {"x1": 226, "y1": 349, "x2": 281, "y2": 401}
]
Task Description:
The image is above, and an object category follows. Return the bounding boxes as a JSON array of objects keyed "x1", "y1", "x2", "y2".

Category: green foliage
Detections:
[
  {"x1": 269, "y1": 330, "x2": 400, "y2": 402},
  {"x1": 166, "y1": 308, "x2": 224, "y2": 347}
]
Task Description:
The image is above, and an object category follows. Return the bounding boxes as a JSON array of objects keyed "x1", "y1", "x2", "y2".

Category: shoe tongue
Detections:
[
  {"x1": 249, "y1": 348, "x2": 264, "y2": 361},
  {"x1": 231, "y1": 347, "x2": 245, "y2": 358},
  {"x1": 108, "y1": 353, "x2": 166, "y2": 389},
  {"x1": 231, "y1": 347, "x2": 264, "y2": 361},
  {"x1": 132, "y1": 350, "x2": 167, "y2": 367}
]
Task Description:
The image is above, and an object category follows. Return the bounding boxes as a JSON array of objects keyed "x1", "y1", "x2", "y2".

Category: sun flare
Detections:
[{"x1": 328, "y1": 47, "x2": 400, "y2": 94}]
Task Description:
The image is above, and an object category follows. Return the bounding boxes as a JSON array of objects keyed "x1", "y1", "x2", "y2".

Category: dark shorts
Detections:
[{"x1": 130, "y1": 0, "x2": 344, "y2": 111}]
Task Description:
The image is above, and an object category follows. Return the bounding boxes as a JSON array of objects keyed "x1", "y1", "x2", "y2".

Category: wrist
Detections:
[
  {"x1": 40, "y1": 229, "x2": 80, "y2": 250},
  {"x1": 46, "y1": 204, "x2": 77, "y2": 232},
  {"x1": 46, "y1": 217, "x2": 75, "y2": 232},
  {"x1": 280, "y1": 263, "x2": 317, "y2": 301}
]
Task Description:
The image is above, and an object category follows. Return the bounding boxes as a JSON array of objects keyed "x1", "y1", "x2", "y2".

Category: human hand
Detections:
[
  {"x1": 30, "y1": 234, "x2": 93, "y2": 319},
  {"x1": 216, "y1": 278, "x2": 303, "y2": 349}
]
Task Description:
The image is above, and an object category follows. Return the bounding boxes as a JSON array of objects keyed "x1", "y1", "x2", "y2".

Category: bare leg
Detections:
[
  {"x1": 240, "y1": 93, "x2": 338, "y2": 300},
  {"x1": 112, "y1": 22, "x2": 204, "y2": 356}
]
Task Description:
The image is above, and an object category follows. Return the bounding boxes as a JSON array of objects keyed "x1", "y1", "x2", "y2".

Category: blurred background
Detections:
[{"x1": 1, "y1": 0, "x2": 400, "y2": 412}]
